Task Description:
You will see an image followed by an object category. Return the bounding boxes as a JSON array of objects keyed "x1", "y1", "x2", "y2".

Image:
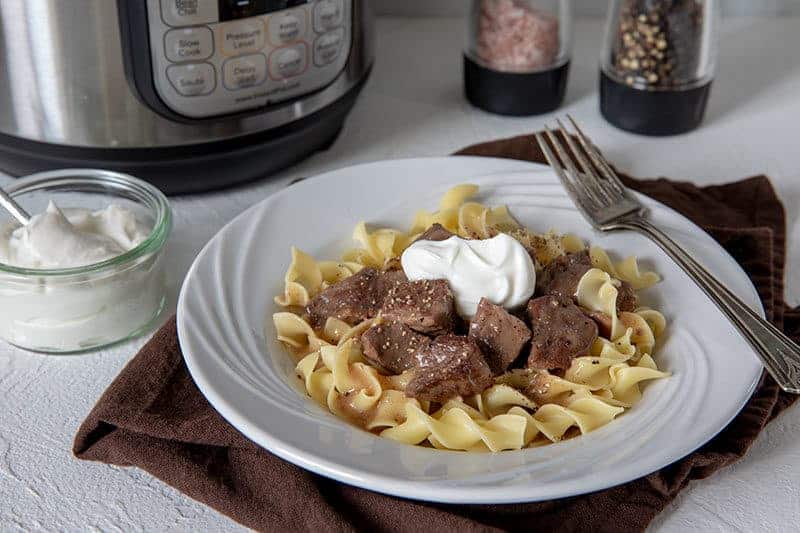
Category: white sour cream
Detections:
[
  {"x1": 401, "y1": 233, "x2": 536, "y2": 318},
  {"x1": 0, "y1": 201, "x2": 148, "y2": 269},
  {"x1": 0, "y1": 201, "x2": 164, "y2": 352}
]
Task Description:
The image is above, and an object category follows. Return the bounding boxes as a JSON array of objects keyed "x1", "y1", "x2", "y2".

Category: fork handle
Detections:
[{"x1": 612, "y1": 217, "x2": 800, "y2": 394}]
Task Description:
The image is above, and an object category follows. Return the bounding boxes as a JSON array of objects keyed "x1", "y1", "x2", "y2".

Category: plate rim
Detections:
[{"x1": 177, "y1": 156, "x2": 764, "y2": 504}]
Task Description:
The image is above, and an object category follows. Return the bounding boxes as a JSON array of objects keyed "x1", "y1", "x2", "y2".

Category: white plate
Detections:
[{"x1": 177, "y1": 157, "x2": 763, "y2": 504}]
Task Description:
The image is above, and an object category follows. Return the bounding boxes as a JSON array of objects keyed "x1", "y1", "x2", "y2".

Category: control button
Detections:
[
  {"x1": 223, "y1": 53, "x2": 267, "y2": 90},
  {"x1": 219, "y1": 18, "x2": 265, "y2": 56},
  {"x1": 313, "y1": 0, "x2": 343, "y2": 32},
  {"x1": 161, "y1": 0, "x2": 218, "y2": 27},
  {"x1": 269, "y1": 43, "x2": 308, "y2": 79},
  {"x1": 164, "y1": 27, "x2": 214, "y2": 62},
  {"x1": 166, "y1": 62, "x2": 215, "y2": 96},
  {"x1": 267, "y1": 9, "x2": 307, "y2": 45},
  {"x1": 313, "y1": 28, "x2": 344, "y2": 66}
]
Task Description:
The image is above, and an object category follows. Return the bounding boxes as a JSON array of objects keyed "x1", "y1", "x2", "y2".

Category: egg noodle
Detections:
[{"x1": 272, "y1": 185, "x2": 669, "y2": 452}]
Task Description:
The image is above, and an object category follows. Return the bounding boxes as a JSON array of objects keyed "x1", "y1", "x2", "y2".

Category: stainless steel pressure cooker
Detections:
[{"x1": 0, "y1": 0, "x2": 373, "y2": 193}]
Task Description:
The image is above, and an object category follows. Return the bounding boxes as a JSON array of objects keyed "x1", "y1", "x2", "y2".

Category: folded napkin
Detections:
[{"x1": 74, "y1": 134, "x2": 799, "y2": 532}]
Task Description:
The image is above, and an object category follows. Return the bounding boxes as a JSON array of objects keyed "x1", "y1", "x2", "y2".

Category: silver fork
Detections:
[{"x1": 535, "y1": 116, "x2": 800, "y2": 394}]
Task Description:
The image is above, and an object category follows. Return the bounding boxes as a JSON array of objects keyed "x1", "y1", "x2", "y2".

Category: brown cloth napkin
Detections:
[{"x1": 74, "y1": 134, "x2": 799, "y2": 532}]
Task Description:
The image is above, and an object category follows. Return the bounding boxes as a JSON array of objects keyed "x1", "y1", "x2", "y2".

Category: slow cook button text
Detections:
[{"x1": 165, "y1": 27, "x2": 214, "y2": 62}]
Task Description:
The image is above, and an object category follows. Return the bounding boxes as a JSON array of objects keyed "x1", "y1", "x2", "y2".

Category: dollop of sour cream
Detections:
[
  {"x1": 0, "y1": 201, "x2": 148, "y2": 269},
  {"x1": 401, "y1": 233, "x2": 536, "y2": 318}
]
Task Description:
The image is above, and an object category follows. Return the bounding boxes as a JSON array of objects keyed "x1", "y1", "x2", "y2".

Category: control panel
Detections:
[{"x1": 145, "y1": 0, "x2": 352, "y2": 118}]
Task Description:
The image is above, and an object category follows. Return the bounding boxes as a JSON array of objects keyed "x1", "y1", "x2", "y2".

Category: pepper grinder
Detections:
[
  {"x1": 464, "y1": 0, "x2": 573, "y2": 116},
  {"x1": 600, "y1": 0, "x2": 719, "y2": 135}
]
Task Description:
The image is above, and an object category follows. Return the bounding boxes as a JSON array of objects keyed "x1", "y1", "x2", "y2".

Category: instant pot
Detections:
[{"x1": 0, "y1": 0, "x2": 373, "y2": 193}]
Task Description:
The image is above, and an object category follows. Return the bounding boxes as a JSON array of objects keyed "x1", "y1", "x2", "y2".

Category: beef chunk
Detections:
[
  {"x1": 584, "y1": 310, "x2": 612, "y2": 339},
  {"x1": 406, "y1": 335, "x2": 493, "y2": 402},
  {"x1": 376, "y1": 267, "x2": 407, "y2": 293},
  {"x1": 306, "y1": 268, "x2": 405, "y2": 328},
  {"x1": 536, "y1": 250, "x2": 592, "y2": 301},
  {"x1": 537, "y1": 250, "x2": 638, "y2": 312},
  {"x1": 616, "y1": 282, "x2": 638, "y2": 312},
  {"x1": 361, "y1": 321, "x2": 430, "y2": 375},
  {"x1": 523, "y1": 371, "x2": 556, "y2": 403},
  {"x1": 381, "y1": 279, "x2": 456, "y2": 335},
  {"x1": 468, "y1": 298, "x2": 531, "y2": 375},
  {"x1": 526, "y1": 295, "x2": 598, "y2": 370},
  {"x1": 414, "y1": 223, "x2": 455, "y2": 242}
]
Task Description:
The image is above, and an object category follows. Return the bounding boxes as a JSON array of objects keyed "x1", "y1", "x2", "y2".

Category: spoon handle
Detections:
[{"x1": 0, "y1": 188, "x2": 31, "y2": 225}]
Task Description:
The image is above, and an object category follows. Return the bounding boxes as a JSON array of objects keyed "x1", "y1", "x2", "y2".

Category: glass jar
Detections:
[
  {"x1": 0, "y1": 170, "x2": 171, "y2": 353},
  {"x1": 464, "y1": 0, "x2": 573, "y2": 116},
  {"x1": 600, "y1": 0, "x2": 719, "y2": 135}
]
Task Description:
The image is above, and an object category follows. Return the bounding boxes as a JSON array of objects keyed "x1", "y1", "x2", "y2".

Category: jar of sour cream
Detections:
[{"x1": 0, "y1": 169, "x2": 171, "y2": 353}]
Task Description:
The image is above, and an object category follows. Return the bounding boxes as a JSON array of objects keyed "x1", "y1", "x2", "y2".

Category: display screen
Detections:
[{"x1": 218, "y1": 0, "x2": 310, "y2": 21}]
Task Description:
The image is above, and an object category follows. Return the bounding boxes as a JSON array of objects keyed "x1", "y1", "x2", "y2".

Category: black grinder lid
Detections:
[{"x1": 464, "y1": 55, "x2": 570, "y2": 117}]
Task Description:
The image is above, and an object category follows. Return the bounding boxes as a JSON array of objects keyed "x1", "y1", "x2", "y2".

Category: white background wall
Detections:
[{"x1": 373, "y1": 0, "x2": 800, "y2": 17}]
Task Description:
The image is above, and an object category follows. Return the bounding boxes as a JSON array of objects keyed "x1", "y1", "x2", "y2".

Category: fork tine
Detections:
[
  {"x1": 566, "y1": 115, "x2": 626, "y2": 195},
  {"x1": 554, "y1": 118, "x2": 613, "y2": 203},
  {"x1": 534, "y1": 132, "x2": 593, "y2": 219},
  {"x1": 544, "y1": 126, "x2": 602, "y2": 206}
]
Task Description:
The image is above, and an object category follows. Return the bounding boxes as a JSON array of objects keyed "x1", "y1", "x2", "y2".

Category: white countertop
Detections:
[{"x1": 1, "y1": 16, "x2": 798, "y2": 532}]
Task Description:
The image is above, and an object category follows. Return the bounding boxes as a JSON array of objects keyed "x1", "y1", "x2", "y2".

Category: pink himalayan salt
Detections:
[{"x1": 476, "y1": 0, "x2": 560, "y2": 72}]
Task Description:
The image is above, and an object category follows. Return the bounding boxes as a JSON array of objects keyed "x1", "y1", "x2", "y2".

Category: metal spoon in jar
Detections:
[{"x1": 0, "y1": 187, "x2": 30, "y2": 225}]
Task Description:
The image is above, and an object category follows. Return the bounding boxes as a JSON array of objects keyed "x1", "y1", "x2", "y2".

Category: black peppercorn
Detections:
[{"x1": 611, "y1": 0, "x2": 704, "y2": 89}]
